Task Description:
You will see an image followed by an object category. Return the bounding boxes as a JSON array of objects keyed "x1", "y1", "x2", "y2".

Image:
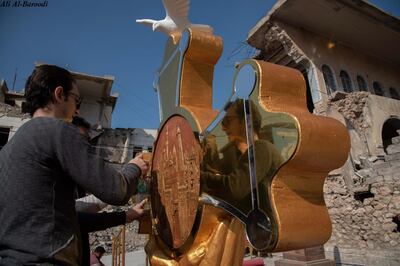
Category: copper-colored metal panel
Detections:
[
  {"x1": 199, "y1": 97, "x2": 286, "y2": 250},
  {"x1": 198, "y1": 59, "x2": 349, "y2": 251},
  {"x1": 251, "y1": 60, "x2": 350, "y2": 251},
  {"x1": 179, "y1": 28, "x2": 223, "y2": 131},
  {"x1": 146, "y1": 204, "x2": 245, "y2": 266},
  {"x1": 151, "y1": 115, "x2": 201, "y2": 249}
]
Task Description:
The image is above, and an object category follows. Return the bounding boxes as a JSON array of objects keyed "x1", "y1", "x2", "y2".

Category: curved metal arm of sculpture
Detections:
[
  {"x1": 243, "y1": 60, "x2": 350, "y2": 251},
  {"x1": 199, "y1": 59, "x2": 350, "y2": 252},
  {"x1": 154, "y1": 28, "x2": 221, "y2": 129}
]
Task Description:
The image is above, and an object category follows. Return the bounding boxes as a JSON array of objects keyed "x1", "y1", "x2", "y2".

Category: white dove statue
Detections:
[{"x1": 136, "y1": 0, "x2": 214, "y2": 36}]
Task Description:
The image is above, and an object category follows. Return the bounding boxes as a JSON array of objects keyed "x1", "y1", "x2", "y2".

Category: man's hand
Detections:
[
  {"x1": 125, "y1": 199, "x2": 149, "y2": 223},
  {"x1": 129, "y1": 153, "x2": 149, "y2": 177}
]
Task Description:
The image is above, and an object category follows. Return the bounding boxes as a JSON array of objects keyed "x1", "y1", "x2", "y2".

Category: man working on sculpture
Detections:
[
  {"x1": 0, "y1": 65, "x2": 149, "y2": 265},
  {"x1": 201, "y1": 99, "x2": 283, "y2": 214}
]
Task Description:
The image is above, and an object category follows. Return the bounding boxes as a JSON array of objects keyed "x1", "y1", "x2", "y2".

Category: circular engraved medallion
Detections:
[{"x1": 151, "y1": 115, "x2": 201, "y2": 249}]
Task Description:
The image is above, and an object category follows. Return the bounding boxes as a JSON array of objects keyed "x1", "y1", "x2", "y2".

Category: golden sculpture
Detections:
[
  {"x1": 147, "y1": 28, "x2": 245, "y2": 265},
  {"x1": 144, "y1": 26, "x2": 350, "y2": 265}
]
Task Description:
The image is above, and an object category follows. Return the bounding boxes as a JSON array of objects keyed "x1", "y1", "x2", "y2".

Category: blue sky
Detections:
[{"x1": 1, "y1": 0, "x2": 399, "y2": 129}]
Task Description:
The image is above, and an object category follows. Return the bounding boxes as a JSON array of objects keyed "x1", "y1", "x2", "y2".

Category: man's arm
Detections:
[
  {"x1": 78, "y1": 211, "x2": 125, "y2": 233},
  {"x1": 78, "y1": 199, "x2": 148, "y2": 232},
  {"x1": 55, "y1": 123, "x2": 149, "y2": 205}
]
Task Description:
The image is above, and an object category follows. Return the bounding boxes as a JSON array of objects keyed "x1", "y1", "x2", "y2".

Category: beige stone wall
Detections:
[
  {"x1": 279, "y1": 22, "x2": 400, "y2": 99},
  {"x1": 327, "y1": 92, "x2": 400, "y2": 157},
  {"x1": 364, "y1": 95, "x2": 400, "y2": 156},
  {"x1": 78, "y1": 100, "x2": 113, "y2": 129}
]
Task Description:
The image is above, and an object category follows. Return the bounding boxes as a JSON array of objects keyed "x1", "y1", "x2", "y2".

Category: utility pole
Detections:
[{"x1": 12, "y1": 68, "x2": 17, "y2": 91}]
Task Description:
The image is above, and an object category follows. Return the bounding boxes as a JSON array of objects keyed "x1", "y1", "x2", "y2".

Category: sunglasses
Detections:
[{"x1": 68, "y1": 92, "x2": 83, "y2": 109}]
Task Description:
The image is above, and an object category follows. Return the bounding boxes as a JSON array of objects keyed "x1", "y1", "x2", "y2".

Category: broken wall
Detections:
[
  {"x1": 324, "y1": 92, "x2": 400, "y2": 265},
  {"x1": 94, "y1": 128, "x2": 155, "y2": 164}
]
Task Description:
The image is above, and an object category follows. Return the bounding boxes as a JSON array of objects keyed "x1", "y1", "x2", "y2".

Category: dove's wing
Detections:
[
  {"x1": 136, "y1": 19, "x2": 157, "y2": 27},
  {"x1": 163, "y1": 0, "x2": 190, "y2": 24}
]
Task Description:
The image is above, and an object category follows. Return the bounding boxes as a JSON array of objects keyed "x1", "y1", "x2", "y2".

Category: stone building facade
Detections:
[{"x1": 247, "y1": 0, "x2": 400, "y2": 264}]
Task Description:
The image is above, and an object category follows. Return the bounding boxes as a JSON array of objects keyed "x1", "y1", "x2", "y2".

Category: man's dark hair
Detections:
[
  {"x1": 94, "y1": 246, "x2": 106, "y2": 254},
  {"x1": 24, "y1": 64, "x2": 75, "y2": 116},
  {"x1": 225, "y1": 99, "x2": 262, "y2": 134},
  {"x1": 72, "y1": 116, "x2": 91, "y2": 131}
]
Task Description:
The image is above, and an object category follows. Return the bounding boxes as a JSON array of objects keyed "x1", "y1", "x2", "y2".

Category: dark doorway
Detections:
[
  {"x1": 0, "y1": 127, "x2": 10, "y2": 150},
  {"x1": 299, "y1": 69, "x2": 315, "y2": 113},
  {"x1": 304, "y1": 73, "x2": 315, "y2": 113},
  {"x1": 382, "y1": 118, "x2": 400, "y2": 153}
]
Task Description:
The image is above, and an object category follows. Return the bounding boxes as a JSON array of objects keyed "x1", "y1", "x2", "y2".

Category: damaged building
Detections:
[
  {"x1": 0, "y1": 66, "x2": 156, "y2": 165},
  {"x1": 247, "y1": 0, "x2": 400, "y2": 265}
]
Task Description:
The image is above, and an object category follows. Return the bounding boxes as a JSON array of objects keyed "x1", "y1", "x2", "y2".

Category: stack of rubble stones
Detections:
[
  {"x1": 324, "y1": 92, "x2": 400, "y2": 264},
  {"x1": 88, "y1": 198, "x2": 149, "y2": 254}
]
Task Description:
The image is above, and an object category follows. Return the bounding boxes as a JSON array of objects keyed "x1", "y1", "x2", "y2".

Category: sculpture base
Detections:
[{"x1": 275, "y1": 246, "x2": 334, "y2": 266}]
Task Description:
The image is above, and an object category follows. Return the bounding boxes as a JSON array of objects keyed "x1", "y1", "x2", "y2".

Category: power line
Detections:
[{"x1": 112, "y1": 80, "x2": 158, "y2": 110}]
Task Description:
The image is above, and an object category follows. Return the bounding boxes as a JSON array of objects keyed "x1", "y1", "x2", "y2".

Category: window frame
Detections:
[
  {"x1": 356, "y1": 75, "x2": 367, "y2": 92},
  {"x1": 340, "y1": 70, "x2": 353, "y2": 93},
  {"x1": 321, "y1": 64, "x2": 337, "y2": 95},
  {"x1": 389, "y1": 87, "x2": 400, "y2": 100},
  {"x1": 373, "y1": 81, "x2": 384, "y2": 96}
]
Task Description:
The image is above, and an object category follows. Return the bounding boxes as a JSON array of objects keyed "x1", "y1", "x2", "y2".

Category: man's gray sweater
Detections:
[{"x1": 0, "y1": 117, "x2": 141, "y2": 265}]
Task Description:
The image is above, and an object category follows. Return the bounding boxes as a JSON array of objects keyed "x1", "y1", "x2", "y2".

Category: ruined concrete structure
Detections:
[
  {"x1": 71, "y1": 70, "x2": 117, "y2": 129},
  {"x1": 0, "y1": 80, "x2": 30, "y2": 147},
  {"x1": 247, "y1": 0, "x2": 400, "y2": 264},
  {"x1": 94, "y1": 127, "x2": 156, "y2": 165}
]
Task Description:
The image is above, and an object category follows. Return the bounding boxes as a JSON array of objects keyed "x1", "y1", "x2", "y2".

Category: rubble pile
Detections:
[
  {"x1": 329, "y1": 91, "x2": 369, "y2": 132},
  {"x1": 325, "y1": 173, "x2": 400, "y2": 250},
  {"x1": 88, "y1": 202, "x2": 149, "y2": 254},
  {"x1": 0, "y1": 102, "x2": 26, "y2": 118},
  {"x1": 324, "y1": 92, "x2": 400, "y2": 260}
]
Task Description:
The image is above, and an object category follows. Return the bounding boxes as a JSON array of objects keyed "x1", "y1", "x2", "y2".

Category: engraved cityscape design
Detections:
[{"x1": 153, "y1": 116, "x2": 201, "y2": 248}]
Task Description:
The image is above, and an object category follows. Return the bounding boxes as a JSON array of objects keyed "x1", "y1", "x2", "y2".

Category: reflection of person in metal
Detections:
[{"x1": 201, "y1": 99, "x2": 283, "y2": 214}]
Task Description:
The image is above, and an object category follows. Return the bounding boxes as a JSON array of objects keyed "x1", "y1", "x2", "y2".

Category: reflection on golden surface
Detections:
[
  {"x1": 146, "y1": 205, "x2": 245, "y2": 266},
  {"x1": 197, "y1": 59, "x2": 349, "y2": 252},
  {"x1": 200, "y1": 98, "x2": 291, "y2": 250},
  {"x1": 201, "y1": 99, "x2": 284, "y2": 213}
]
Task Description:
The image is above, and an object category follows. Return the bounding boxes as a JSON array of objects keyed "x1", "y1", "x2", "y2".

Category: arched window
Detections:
[
  {"x1": 340, "y1": 70, "x2": 353, "y2": 92},
  {"x1": 373, "y1": 81, "x2": 384, "y2": 96},
  {"x1": 389, "y1": 87, "x2": 400, "y2": 100},
  {"x1": 321, "y1": 65, "x2": 336, "y2": 94},
  {"x1": 356, "y1": 75, "x2": 367, "y2": 91}
]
